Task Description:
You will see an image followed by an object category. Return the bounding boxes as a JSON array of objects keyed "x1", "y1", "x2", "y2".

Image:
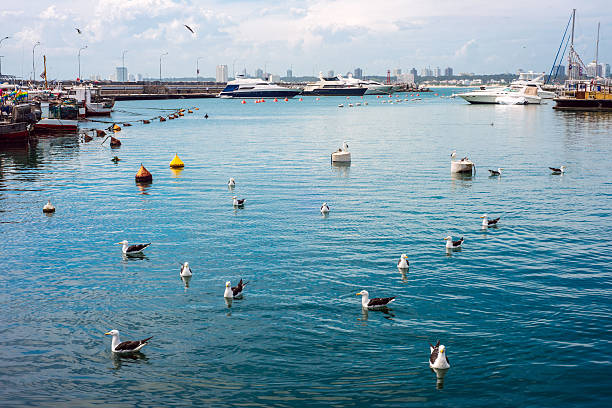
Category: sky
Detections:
[{"x1": 0, "y1": 0, "x2": 610, "y2": 80}]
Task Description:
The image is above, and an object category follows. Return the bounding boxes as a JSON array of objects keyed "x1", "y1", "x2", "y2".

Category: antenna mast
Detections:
[{"x1": 595, "y1": 22, "x2": 600, "y2": 78}]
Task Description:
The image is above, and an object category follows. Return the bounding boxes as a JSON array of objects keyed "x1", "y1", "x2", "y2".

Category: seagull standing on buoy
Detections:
[
  {"x1": 105, "y1": 329, "x2": 153, "y2": 354},
  {"x1": 228, "y1": 178, "x2": 235, "y2": 187},
  {"x1": 444, "y1": 236, "x2": 463, "y2": 250},
  {"x1": 356, "y1": 290, "x2": 395, "y2": 310},
  {"x1": 320, "y1": 202, "x2": 330, "y2": 214},
  {"x1": 429, "y1": 340, "x2": 450, "y2": 369},
  {"x1": 397, "y1": 253, "x2": 409, "y2": 269},
  {"x1": 117, "y1": 240, "x2": 150, "y2": 255},
  {"x1": 43, "y1": 200, "x2": 55, "y2": 213},
  {"x1": 488, "y1": 168, "x2": 503, "y2": 176},
  {"x1": 224, "y1": 279, "x2": 248, "y2": 299},
  {"x1": 232, "y1": 196, "x2": 245, "y2": 208},
  {"x1": 180, "y1": 262, "x2": 192, "y2": 277},
  {"x1": 480, "y1": 214, "x2": 500, "y2": 228},
  {"x1": 549, "y1": 166, "x2": 566, "y2": 174}
]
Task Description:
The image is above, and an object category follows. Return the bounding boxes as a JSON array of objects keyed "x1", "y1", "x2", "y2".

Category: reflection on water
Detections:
[
  {"x1": 136, "y1": 182, "x2": 152, "y2": 195},
  {"x1": 181, "y1": 275, "x2": 191, "y2": 289},
  {"x1": 399, "y1": 268, "x2": 409, "y2": 282},
  {"x1": 331, "y1": 162, "x2": 350, "y2": 177},
  {"x1": 170, "y1": 168, "x2": 184, "y2": 178},
  {"x1": 122, "y1": 253, "x2": 149, "y2": 262},
  {"x1": 111, "y1": 352, "x2": 149, "y2": 370},
  {"x1": 359, "y1": 306, "x2": 395, "y2": 321},
  {"x1": 450, "y1": 172, "x2": 474, "y2": 189},
  {"x1": 431, "y1": 367, "x2": 449, "y2": 390}
]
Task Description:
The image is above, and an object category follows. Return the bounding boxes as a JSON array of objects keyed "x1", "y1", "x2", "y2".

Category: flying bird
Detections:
[
  {"x1": 184, "y1": 24, "x2": 195, "y2": 34},
  {"x1": 75, "y1": 28, "x2": 82, "y2": 34}
]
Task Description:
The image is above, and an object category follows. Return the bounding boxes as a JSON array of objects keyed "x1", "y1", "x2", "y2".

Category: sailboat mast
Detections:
[
  {"x1": 569, "y1": 9, "x2": 576, "y2": 80},
  {"x1": 595, "y1": 22, "x2": 600, "y2": 78}
]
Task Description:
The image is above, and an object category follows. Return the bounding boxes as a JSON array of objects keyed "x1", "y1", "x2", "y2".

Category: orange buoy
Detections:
[
  {"x1": 83, "y1": 134, "x2": 93, "y2": 143},
  {"x1": 135, "y1": 164, "x2": 153, "y2": 183},
  {"x1": 284, "y1": 98, "x2": 288, "y2": 102},
  {"x1": 316, "y1": 97, "x2": 320, "y2": 101},
  {"x1": 274, "y1": 98, "x2": 278, "y2": 102},
  {"x1": 188, "y1": 110, "x2": 193, "y2": 113},
  {"x1": 242, "y1": 100, "x2": 246, "y2": 104},
  {"x1": 112, "y1": 124, "x2": 121, "y2": 132},
  {"x1": 143, "y1": 120, "x2": 150, "y2": 124},
  {"x1": 299, "y1": 98, "x2": 303, "y2": 101},
  {"x1": 160, "y1": 116, "x2": 166, "y2": 122},
  {"x1": 110, "y1": 136, "x2": 121, "y2": 148},
  {"x1": 195, "y1": 107, "x2": 199, "y2": 110},
  {"x1": 95, "y1": 129, "x2": 106, "y2": 137},
  {"x1": 416, "y1": 93, "x2": 420, "y2": 96},
  {"x1": 178, "y1": 112, "x2": 184, "y2": 116},
  {"x1": 169, "y1": 115, "x2": 175, "y2": 120}
]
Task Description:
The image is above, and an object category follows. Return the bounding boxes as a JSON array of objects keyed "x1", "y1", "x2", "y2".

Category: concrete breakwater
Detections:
[{"x1": 99, "y1": 82, "x2": 225, "y2": 100}]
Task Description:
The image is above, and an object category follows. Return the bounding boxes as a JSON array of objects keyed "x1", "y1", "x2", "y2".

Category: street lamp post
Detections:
[
  {"x1": 0, "y1": 56, "x2": 4, "y2": 76},
  {"x1": 196, "y1": 56, "x2": 204, "y2": 82},
  {"x1": 0, "y1": 36, "x2": 9, "y2": 48},
  {"x1": 159, "y1": 52, "x2": 168, "y2": 83},
  {"x1": 32, "y1": 41, "x2": 40, "y2": 82},
  {"x1": 78, "y1": 45, "x2": 87, "y2": 81},
  {"x1": 122, "y1": 50, "x2": 128, "y2": 82}
]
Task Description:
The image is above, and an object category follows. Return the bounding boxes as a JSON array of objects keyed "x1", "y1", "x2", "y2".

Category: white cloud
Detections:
[
  {"x1": 40, "y1": 5, "x2": 67, "y2": 20},
  {"x1": 455, "y1": 39, "x2": 477, "y2": 57}
]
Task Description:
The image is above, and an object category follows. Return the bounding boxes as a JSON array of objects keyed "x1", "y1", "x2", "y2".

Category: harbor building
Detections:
[
  {"x1": 116, "y1": 67, "x2": 127, "y2": 82},
  {"x1": 216, "y1": 64, "x2": 228, "y2": 83},
  {"x1": 354, "y1": 67, "x2": 362, "y2": 79}
]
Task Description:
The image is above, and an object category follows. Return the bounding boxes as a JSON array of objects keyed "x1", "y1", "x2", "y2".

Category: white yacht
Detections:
[
  {"x1": 302, "y1": 72, "x2": 367, "y2": 96},
  {"x1": 510, "y1": 72, "x2": 557, "y2": 99},
  {"x1": 219, "y1": 75, "x2": 300, "y2": 98},
  {"x1": 456, "y1": 83, "x2": 542, "y2": 105},
  {"x1": 340, "y1": 74, "x2": 394, "y2": 95}
]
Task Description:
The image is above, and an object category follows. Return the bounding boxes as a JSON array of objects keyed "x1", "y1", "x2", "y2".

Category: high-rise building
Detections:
[
  {"x1": 605, "y1": 63, "x2": 611, "y2": 78},
  {"x1": 410, "y1": 67, "x2": 417, "y2": 77},
  {"x1": 551, "y1": 65, "x2": 566, "y2": 79},
  {"x1": 392, "y1": 68, "x2": 401, "y2": 77},
  {"x1": 398, "y1": 73, "x2": 415, "y2": 84},
  {"x1": 586, "y1": 61, "x2": 603, "y2": 77},
  {"x1": 255, "y1": 68, "x2": 264, "y2": 78},
  {"x1": 128, "y1": 73, "x2": 135, "y2": 82},
  {"x1": 327, "y1": 70, "x2": 335, "y2": 77},
  {"x1": 433, "y1": 67, "x2": 441, "y2": 77},
  {"x1": 137, "y1": 73, "x2": 143, "y2": 81},
  {"x1": 421, "y1": 67, "x2": 433, "y2": 77},
  {"x1": 444, "y1": 67, "x2": 453, "y2": 77},
  {"x1": 270, "y1": 74, "x2": 280, "y2": 82},
  {"x1": 286, "y1": 69, "x2": 293, "y2": 78},
  {"x1": 216, "y1": 64, "x2": 228, "y2": 82},
  {"x1": 354, "y1": 67, "x2": 363, "y2": 79},
  {"x1": 116, "y1": 66, "x2": 127, "y2": 82}
]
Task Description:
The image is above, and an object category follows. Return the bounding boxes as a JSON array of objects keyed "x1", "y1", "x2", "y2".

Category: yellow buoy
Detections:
[
  {"x1": 112, "y1": 124, "x2": 121, "y2": 132},
  {"x1": 169, "y1": 154, "x2": 184, "y2": 168}
]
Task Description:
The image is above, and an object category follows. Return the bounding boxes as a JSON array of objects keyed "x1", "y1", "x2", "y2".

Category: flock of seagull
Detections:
[{"x1": 41, "y1": 144, "x2": 569, "y2": 375}]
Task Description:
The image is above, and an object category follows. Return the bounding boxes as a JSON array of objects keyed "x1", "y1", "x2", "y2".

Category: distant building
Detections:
[
  {"x1": 116, "y1": 67, "x2": 127, "y2": 82},
  {"x1": 327, "y1": 70, "x2": 334, "y2": 77},
  {"x1": 354, "y1": 67, "x2": 363, "y2": 79},
  {"x1": 444, "y1": 67, "x2": 453, "y2": 77},
  {"x1": 551, "y1": 65, "x2": 565, "y2": 79},
  {"x1": 216, "y1": 64, "x2": 228, "y2": 82},
  {"x1": 128, "y1": 73, "x2": 135, "y2": 82},
  {"x1": 586, "y1": 61, "x2": 603, "y2": 77},
  {"x1": 270, "y1": 74, "x2": 280, "y2": 82},
  {"x1": 255, "y1": 68, "x2": 263, "y2": 78},
  {"x1": 433, "y1": 67, "x2": 441, "y2": 77},
  {"x1": 421, "y1": 67, "x2": 433, "y2": 77},
  {"x1": 410, "y1": 67, "x2": 418, "y2": 77},
  {"x1": 605, "y1": 63, "x2": 611, "y2": 78},
  {"x1": 286, "y1": 69, "x2": 293, "y2": 78},
  {"x1": 137, "y1": 73, "x2": 143, "y2": 81},
  {"x1": 397, "y1": 73, "x2": 415, "y2": 84},
  {"x1": 392, "y1": 68, "x2": 401, "y2": 77}
]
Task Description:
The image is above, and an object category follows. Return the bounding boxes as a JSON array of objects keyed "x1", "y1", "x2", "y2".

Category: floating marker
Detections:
[
  {"x1": 95, "y1": 129, "x2": 106, "y2": 137},
  {"x1": 274, "y1": 98, "x2": 278, "y2": 102},
  {"x1": 135, "y1": 164, "x2": 153, "y2": 183},
  {"x1": 43, "y1": 200, "x2": 55, "y2": 213},
  {"x1": 160, "y1": 116, "x2": 166, "y2": 122},
  {"x1": 195, "y1": 107, "x2": 199, "y2": 110},
  {"x1": 299, "y1": 98, "x2": 303, "y2": 101},
  {"x1": 143, "y1": 120, "x2": 150, "y2": 124},
  {"x1": 169, "y1": 154, "x2": 184, "y2": 168},
  {"x1": 241, "y1": 100, "x2": 246, "y2": 104},
  {"x1": 112, "y1": 124, "x2": 121, "y2": 132},
  {"x1": 284, "y1": 98, "x2": 288, "y2": 102},
  {"x1": 110, "y1": 136, "x2": 121, "y2": 148},
  {"x1": 187, "y1": 110, "x2": 193, "y2": 113}
]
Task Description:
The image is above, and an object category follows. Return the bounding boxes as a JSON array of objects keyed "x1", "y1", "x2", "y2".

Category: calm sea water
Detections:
[{"x1": 1, "y1": 90, "x2": 611, "y2": 407}]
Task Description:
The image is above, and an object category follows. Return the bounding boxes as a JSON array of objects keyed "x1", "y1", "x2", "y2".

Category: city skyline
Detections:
[{"x1": 0, "y1": 0, "x2": 610, "y2": 80}]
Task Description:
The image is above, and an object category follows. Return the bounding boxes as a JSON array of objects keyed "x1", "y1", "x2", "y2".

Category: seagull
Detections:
[
  {"x1": 105, "y1": 329, "x2": 153, "y2": 354},
  {"x1": 228, "y1": 178, "x2": 235, "y2": 187},
  {"x1": 480, "y1": 214, "x2": 500, "y2": 228},
  {"x1": 397, "y1": 253, "x2": 409, "y2": 269},
  {"x1": 179, "y1": 262, "x2": 192, "y2": 277},
  {"x1": 429, "y1": 340, "x2": 450, "y2": 369},
  {"x1": 450, "y1": 150, "x2": 457, "y2": 160},
  {"x1": 320, "y1": 202, "x2": 330, "y2": 214},
  {"x1": 43, "y1": 200, "x2": 55, "y2": 213},
  {"x1": 232, "y1": 196, "x2": 246, "y2": 208},
  {"x1": 444, "y1": 236, "x2": 463, "y2": 250},
  {"x1": 356, "y1": 290, "x2": 395, "y2": 310},
  {"x1": 184, "y1": 24, "x2": 195, "y2": 34},
  {"x1": 549, "y1": 166, "x2": 566, "y2": 174},
  {"x1": 75, "y1": 28, "x2": 82, "y2": 34},
  {"x1": 117, "y1": 240, "x2": 150, "y2": 255},
  {"x1": 488, "y1": 168, "x2": 503, "y2": 176},
  {"x1": 224, "y1": 279, "x2": 248, "y2": 299}
]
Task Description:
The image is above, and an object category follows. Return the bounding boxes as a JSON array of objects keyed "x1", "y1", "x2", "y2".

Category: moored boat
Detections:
[
  {"x1": 302, "y1": 73, "x2": 367, "y2": 96},
  {"x1": 219, "y1": 75, "x2": 300, "y2": 98}
]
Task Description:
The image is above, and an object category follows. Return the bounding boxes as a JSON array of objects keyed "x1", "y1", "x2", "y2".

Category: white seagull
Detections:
[
  {"x1": 356, "y1": 289, "x2": 395, "y2": 310},
  {"x1": 117, "y1": 240, "x2": 151, "y2": 255},
  {"x1": 429, "y1": 340, "x2": 450, "y2": 369},
  {"x1": 105, "y1": 329, "x2": 153, "y2": 354},
  {"x1": 224, "y1": 279, "x2": 248, "y2": 299},
  {"x1": 397, "y1": 253, "x2": 409, "y2": 269},
  {"x1": 228, "y1": 178, "x2": 235, "y2": 187},
  {"x1": 480, "y1": 214, "x2": 500, "y2": 228},
  {"x1": 444, "y1": 236, "x2": 463, "y2": 250},
  {"x1": 450, "y1": 150, "x2": 457, "y2": 160},
  {"x1": 488, "y1": 168, "x2": 503, "y2": 176},
  {"x1": 320, "y1": 202, "x2": 330, "y2": 214},
  {"x1": 232, "y1": 196, "x2": 246, "y2": 208},
  {"x1": 43, "y1": 200, "x2": 55, "y2": 213},
  {"x1": 180, "y1": 262, "x2": 192, "y2": 277}
]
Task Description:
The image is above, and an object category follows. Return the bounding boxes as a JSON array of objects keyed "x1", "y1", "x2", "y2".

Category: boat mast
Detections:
[
  {"x1": 595, "y1": 22, "x2": 600, "y2": 78},
  {"x1": 569, "y1": 9, "x2": 575, "y2": 81}
]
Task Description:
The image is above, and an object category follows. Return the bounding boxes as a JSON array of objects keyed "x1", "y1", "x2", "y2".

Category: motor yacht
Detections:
[
  {"x1": 456, "y1": 83, "x2": 542, "y2": 105},
  {"x1": 302, "y1": 72, "x2": 367, "y2": 96},
  {"x1": 219, "y1": 75, "x2": 300, "y2": 98},
  {"x1": 340, "y1": 74, "x2": 394, "y2": 95}
]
